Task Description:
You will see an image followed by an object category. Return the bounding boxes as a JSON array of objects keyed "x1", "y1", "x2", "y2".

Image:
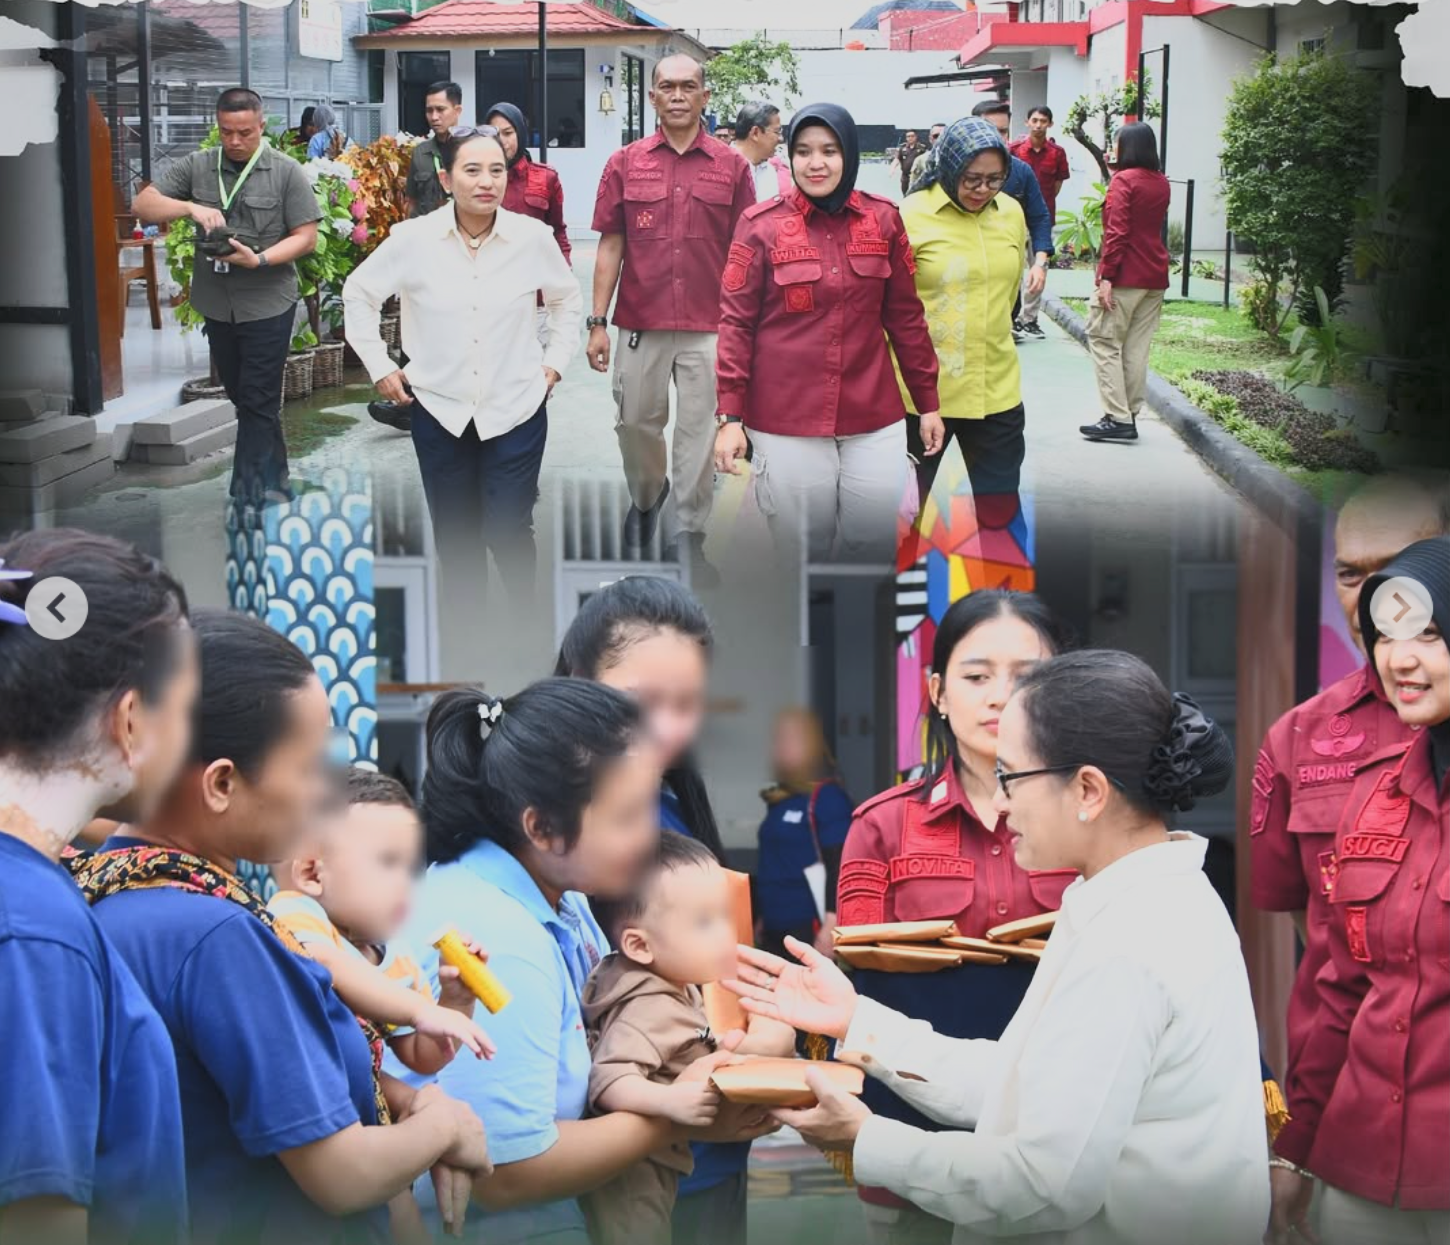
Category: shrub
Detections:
[
  {"x1": 1285, "y1": 287, "x2": 1354, "y2": 390},
  {"x1": 1239, "y1": 281, "x2": 1280, "y2": 335},
  {"x1": 1167, "y1": 220, "x2": 1185, "y2": 258}
]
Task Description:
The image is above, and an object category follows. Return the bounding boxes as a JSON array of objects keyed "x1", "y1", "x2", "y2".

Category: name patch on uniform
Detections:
[
  {"x1": 845, "y1": 240, "x2": 891, "y2": 257},
  {"x1": 1339, "y1": 834, "x2": 1410, "y2": 864},
  {"x1": 626, "y1": 169, "x2": 663, "y2": 181},
  {"x1": 697, "y1": 170, "x2": 734, "y2": 185},
  {"x1": 1298, "y1": 762, "x2": 1357, "y2": 787},
  {"x1": 769, "y1": 245, "x2": 822, "y2": 265},
  {"x1": 890, "y1": 855, "x2": 974, "y2": 883},
  {"x1": 783, "y1": 810, "x2": 804, "y2": 824},
  {"x1": 784, "y1": 285, "x2": 815, "y2": 314}
]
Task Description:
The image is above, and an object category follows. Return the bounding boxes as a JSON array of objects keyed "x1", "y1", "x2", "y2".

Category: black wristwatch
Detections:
[
  {"x1": 716, "y1": 414, "x2": 743, "y2": 430},
  {"x1": 585, "y1": 315, "x2": 608, "y2": 330},
  {"x1": 257, "y1": 252, "x2": 271, "y2": 269}
]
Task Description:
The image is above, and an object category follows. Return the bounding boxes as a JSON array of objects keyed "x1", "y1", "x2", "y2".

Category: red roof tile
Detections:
[{"x1": 361, "y1": 1, "x2": 643, "y2": 40}]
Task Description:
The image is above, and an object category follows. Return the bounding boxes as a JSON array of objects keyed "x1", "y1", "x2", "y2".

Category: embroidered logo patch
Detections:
[
  {"x1": 1345, "y1": 906, "x2": 1371, "y2": 963},
  {"x1": 722, "y1": 241, "x2": 754, "y2": 292},
  {"x1": 635, "y1": 209, "x2": 656, "y2": 230},
  {"x1": 889, "y1": 855, "x2": 974, "y2": 883},
  {"x1": 1318, "y1": 849, "x2": 1339, "y2": 896},
  {"x1": 1251, "y1": 750, "x2": 1275, "y2": 836},
  {"x1": 900, "y1": 233, "x2": 917, "y2": 275},
  {"x1": 1310, "y1": 714, "x2": 1366, "y2": 758},
  {"x1": 784, "y1": 285, "x2": 815, "y2": 313},
  {"x1": 1339, "y1": 834, "x2": 1410, "y2": 864},
  {"x1": 838, "y1": 858, "x2": 889, "y2": 927},
  {"x1": 777, "y1": 213, "x2": 807, "y2": 242},
  {"x1": 1358, "y1": 768, "x2": 1412, "y2": 836}
]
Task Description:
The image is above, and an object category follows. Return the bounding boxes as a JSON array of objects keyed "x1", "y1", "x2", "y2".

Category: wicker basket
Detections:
[
  {"x1": 312, "y1": 341, "x2": 345, "y2": 389},
  {"x1": 380, "y1": 315, "x2": 401, "y2": 350},
  {"x1": 182, "y1": 376, "x2": 228, "y2": 403},
  {"x1": 282, "y1": 350, "x2": 315, "y2": 402}
]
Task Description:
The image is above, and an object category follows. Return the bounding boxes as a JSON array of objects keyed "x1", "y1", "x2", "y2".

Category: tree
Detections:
[
  {"x1": 1220, "y1": 47, "x2": 1378, "y2": 333},
  {"x1": 1065, "y1": 77, "x2": 1160, "y2": 184},
  {"x1": 706, "y1": 32, "x2": 801, "y2": 128}
]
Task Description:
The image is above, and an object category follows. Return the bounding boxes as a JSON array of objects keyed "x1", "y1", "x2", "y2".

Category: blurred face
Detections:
[
  {"x1": 748, "y1": 115, "x2": 782, "y2": 163},
  {"x1": 905, "y1": 130, "x2": 919, "y2": 147},
  {"x1": 439, "y1": 136, "x2": 508, "y2": 218},
  {"x1": 425, "y1": 91, "x2": 463, "y2": 139},
  {"x1": 488, "y1": 114, "x2": 520, "y2": 161},
  {"x1": 651, "y1": 58, "x2": 708, "y2": 132},
  {"x1": 217, "y1": 107, "x2": 263, "y2": 163},
  {"x1": 547, "y1": 740, "x2": 665, "y2": 900},
  {"x1": 104, "y1": 624, "x2": 200, "y2": 824},
  {"x1": 1335, "y1": 494, "x2": 1443, "y2": 654},
  {"x1": 1027, "y1": 110, "x2": 1051, "y2": 141},
  {"x1": 595, "y1": 629, "x2": 708, "y2": 770},
  {"x1": 215, "y1": 676, "x2": 335, "y2": 865},
  {"x1": 930, "y1": 613, "x2": 1053, "y2": 768},
  {"x1": 1375, "y1": 622, "x2": 1450, "y2": 729},
  {"x1": 956, "y1": 151, "x2": 1008, "y2": 213},
  {"x1": 297, "y1": 802, "x2": 423, "y2": 945},
  {"x1": 793, "y1": 125, "x2": 844, "y2": 200},
  {"x1": 772, "y1": 715, "x2": 815, "y2": 779},
  {"x1": 929, "y1": 125, "x2": 945, "y2": 146},
  {"x1": 991, "y1": 695, "x2": 1085, "y2": 872},
  {"x1": 625, "y1": 860, "x2": 738, "y2": 985},
  {"x1": 983, "y1": 110, "x2": 1010, "y2": 142}
]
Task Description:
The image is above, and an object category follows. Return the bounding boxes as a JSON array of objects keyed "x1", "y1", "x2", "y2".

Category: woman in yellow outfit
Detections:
[{"x1": 899, "y1": 117, "x2": 1027, "y2": 530}]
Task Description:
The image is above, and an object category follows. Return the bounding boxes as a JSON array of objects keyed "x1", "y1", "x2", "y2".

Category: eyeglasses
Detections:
[
  {"x1": 960, "y1": 174, "x2": 1007, "y2": 191},
  {"x1": 446, "y1": 124, "x2": 501, "y2": 141},
  {"x1": 994, "y1": 760, "x2": 1128, "y2": 796}
]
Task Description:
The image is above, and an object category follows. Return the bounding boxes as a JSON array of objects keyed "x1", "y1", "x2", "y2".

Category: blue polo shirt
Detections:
[
  {"x1": 756, "y1": 783, "x2": 853, "y2": 932},
  {"x1": 0, "y1": 835, "x2": 188, "y2": 1244},
  {"x1": 406, "y1": 838, "x2": 607, "y2": 1245},
  {"x1": 92, "y1": 836, "x2": 385, "y2": 1245}
]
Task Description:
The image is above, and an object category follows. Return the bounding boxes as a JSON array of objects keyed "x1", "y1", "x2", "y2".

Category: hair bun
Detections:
[{"x1": 1142, "y1": 693, "x2": 1234, "y2": 813}]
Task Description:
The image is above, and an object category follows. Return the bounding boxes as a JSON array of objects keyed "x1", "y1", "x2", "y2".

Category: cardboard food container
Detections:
[
  {"x1": 711, "y1": 1058, "x2": 866, "y2": 1107},
  {"x1": 836, "y1": 943, "x2": 965, "y2": 973},
  {"x1": 941, "y1": 935, "x2": 1042, "y2": 964},
  {"x1": 703, "y1": 869, "x2": 755, "y2": 1035},
  {"x1": 985, "y1": 911, "x2": 1058, "y2": 944},
  {"x1": 1020, "y1": 938, "x2": 1048, "y2": 950},
  {"x1": 833, "y1": 920, "x2": 959, "y2": 946}
]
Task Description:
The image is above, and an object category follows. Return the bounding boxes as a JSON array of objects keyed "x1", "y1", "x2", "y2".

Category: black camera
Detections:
[{"x1": 197, "y1": 227, "x2": 238, "y2": 258}]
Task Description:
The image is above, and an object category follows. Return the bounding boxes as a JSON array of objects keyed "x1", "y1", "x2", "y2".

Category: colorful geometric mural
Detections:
[
  {"x1": 894, "y1": 447, "x2": 1035, "y2": 776},
  {"x1": 226, "y1": 469, "x2": 377, "y2": 900}
]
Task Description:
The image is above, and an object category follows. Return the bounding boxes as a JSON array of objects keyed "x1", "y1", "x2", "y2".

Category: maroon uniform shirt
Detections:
[
  {"x1": 1009, "y1": 136, "x2": 1070, "y2": 223},
  {"x1": 838, "y1": 760, "x2": 1075, "y2": 934},
  {"x1": 591, "y1": 128, "x2": 755, "y2": 333},
  {"x1": 1250, "y1": 665, "x2": 1412, "y2": 1111},
  {"x1": 715, "y1": 188, "x2": 938, "y2": 437},
  {"x1": 1096, "y1": 167, "x2": 1171, "y2": 290},
  {"x1": 1275, "y1": 731, "x2": 1450, "y2": 1210},
  {"x1": 503, "y1": 158, "x2": 570, "y2": 264}
]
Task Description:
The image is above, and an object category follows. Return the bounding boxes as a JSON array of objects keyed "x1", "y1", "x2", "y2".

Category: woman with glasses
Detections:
[
  {"x1": 714, "y1": 103, "x2": 942, "y2": 567},
  {"x1": 835, "y1": 590, "x2": 1074, "y2": 1245},
  {"x1": 729, "y1": 650, "x2": 1269, "y2": 1245},
  {"x1": 1080, "y1": 122, "x2": 1171, "y2": 445},
  {"x1": 1269, "y1": 536, "x2": 1450, "y2": 1245},
  {"x1": 899, "y1": 117, "x2": 1029, "y2": 530}
]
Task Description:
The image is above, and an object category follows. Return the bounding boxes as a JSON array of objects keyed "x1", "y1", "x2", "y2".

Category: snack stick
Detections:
[{"x1": 431, "y1": 926, "x2": 511, "y2": 1014}]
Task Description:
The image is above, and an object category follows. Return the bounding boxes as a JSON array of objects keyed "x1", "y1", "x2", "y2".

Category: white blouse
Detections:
[{"x1": 846, "y1": 833, "x2": 1269, "y2": 1245}]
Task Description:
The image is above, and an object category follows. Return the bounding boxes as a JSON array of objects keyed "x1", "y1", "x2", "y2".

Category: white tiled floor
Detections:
[{"x1": 97, "y1": 298, "x2": 212, "y2": 435}]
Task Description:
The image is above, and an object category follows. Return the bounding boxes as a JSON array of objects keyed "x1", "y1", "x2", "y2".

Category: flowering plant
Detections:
[{"x1": 338, "y1": 134, "x2": 419, "y2": 253}]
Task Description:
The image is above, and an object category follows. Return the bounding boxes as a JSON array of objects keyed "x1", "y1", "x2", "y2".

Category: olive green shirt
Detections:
[
  {"x1": 406, "y1": 136, "x2": 451, "y2": 219},
  {"x1": 155, "y1": 142, "x2": 321, "y2": 323}
]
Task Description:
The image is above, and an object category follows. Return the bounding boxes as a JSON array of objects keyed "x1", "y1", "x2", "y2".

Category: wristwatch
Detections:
[
  {"x1": 585, "y1": 315, "x2": 608, "y2": 329},
  {"x1": 716, "y1": 414, "x2": 743, "y2": 430},
  {"x1": 257, "y1": 252, "x2": 271, "y2": 269},
  {"x1": 1033, "y1": 256, "x2": 1049, "y2": 270}
]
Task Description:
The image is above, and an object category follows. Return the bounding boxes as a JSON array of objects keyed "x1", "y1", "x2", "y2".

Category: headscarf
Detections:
[
  {"x1": 909, "y1": 116, "x2": 1009, "y2": 209},
  {"x1": 786, "y1": 103, "x2": 860, "y2": 216},
  {"x1": 312, "y1": 103, "x2": 338, "y2": 134},
  {"x1": 1360, "y1": 536, "x2": 1450, "y2": 668},
  {"x1": 485, "y1": 101, "x2": 530, "y2": 168}
]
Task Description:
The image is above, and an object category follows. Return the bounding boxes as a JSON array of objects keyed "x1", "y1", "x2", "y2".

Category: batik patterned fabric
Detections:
[
  {"x1": 894, "y1": 445, "x2": 1035, "y2": 776},
  {"x1": 224, "y1": 469, "x2": 377, "y2": 902}
]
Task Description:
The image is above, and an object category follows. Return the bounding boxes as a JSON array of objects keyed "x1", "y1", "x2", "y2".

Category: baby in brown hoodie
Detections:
[{"x1": 581, "y1": 831, "x2": 744, "y2": 1245}]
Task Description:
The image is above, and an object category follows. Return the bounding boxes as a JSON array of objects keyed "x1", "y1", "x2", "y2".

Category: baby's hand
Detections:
[
  {"x1": 414, "y1": 999, "x2": 497, "y2": 1060},
  {"x1": 437, "y1": 934, "x2": 489, "y2": 1012},
  {"x1": 662, "y1": 1079, "x2": 721, "y2": 1127}
]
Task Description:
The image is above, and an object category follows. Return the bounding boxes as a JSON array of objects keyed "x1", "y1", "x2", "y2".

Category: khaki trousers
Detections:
[
  {"x1": 1320, "y1": 1185, "x2": 1450, "y2": 1245},
  {"x1": 612, "y1": 329, "x2": 719, "y2": 534},
  {"x1": 1019, "y1": 265, "x2": 1045, "y2": 323},
  {"x1": 749, "y1": 422, "x2": 907, "y2": 565},
  {"x1": 1086, "y1": 285, "x2": 1165, "y2": 424}
]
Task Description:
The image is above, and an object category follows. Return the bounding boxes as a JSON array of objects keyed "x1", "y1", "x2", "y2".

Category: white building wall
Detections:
[{"x1": 793, "y1": 48, "x2": 982, "y2": 140}]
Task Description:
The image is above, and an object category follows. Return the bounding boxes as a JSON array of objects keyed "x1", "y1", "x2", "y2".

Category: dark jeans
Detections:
[
  {"x1": 206, "y1": 305, "x2": 295, "y2": 505},
  {"x1": 907, "y1": 404, "x2": 1026, "y2": 531},
  {"x1": 410, "y1": 396, "x2": 547, "y2": 598},
  {"x1": 672, "y1": 1171, "x2": 746, "y2": 1245}
]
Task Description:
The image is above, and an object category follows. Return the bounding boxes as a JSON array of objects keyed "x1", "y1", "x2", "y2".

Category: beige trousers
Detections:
[
  {"x1": 1086, "y1": 284, "x2": 1165, "y2": 424},
  {"x1": 748, "y1": 422, "x2": 907, "y2": 565},
  {"x1": 612, "y1": 329, "x2": 718, "y2": 534},
  {"x1": 1019, "y1": 265, "x2": 1045, "y2": 323},
  {"x1": 1320, "y1": 1185, "x2": 1450, "y2": 1245}
]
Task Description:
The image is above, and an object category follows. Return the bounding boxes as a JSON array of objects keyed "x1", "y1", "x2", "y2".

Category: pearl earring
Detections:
[{"x1": 1078, "y1": 811, "x2": 1088, "y2": 822}]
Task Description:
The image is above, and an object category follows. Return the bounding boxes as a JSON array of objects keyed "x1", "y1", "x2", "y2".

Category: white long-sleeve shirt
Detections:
[
  {"x1": 342, "y1": 205, "x2": 581, "y2": 440},
  {"x1": 846, "y1": 833, "x2": 1269, "y2": 1245}
]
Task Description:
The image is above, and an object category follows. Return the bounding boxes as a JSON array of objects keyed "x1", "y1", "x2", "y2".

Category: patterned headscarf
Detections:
[{"x1": 908, "y1": 117, "x2": 1010, "y2": 209}]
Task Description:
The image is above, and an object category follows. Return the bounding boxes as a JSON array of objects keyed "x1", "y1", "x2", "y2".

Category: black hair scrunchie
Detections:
[{"x1": 1142, "y1": 693, "x2": 1211, "y2": 813}]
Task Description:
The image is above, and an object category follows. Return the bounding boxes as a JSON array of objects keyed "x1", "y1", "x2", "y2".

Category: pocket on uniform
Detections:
[
  {"x1": 237, "y1": 193, "x2": 283, "y2": 249},
  {"x1": 772, "y1": 261, "x2": 823, "y2": 286},
  {"x1": 525, "y1": 193, "x2": 551, "y2": 212},
  {"x1": 688, "y1": 178, "x2": 734, "y2": 239},
  {"x1": 1329, "y1": 860, "x2": 1395, "y2": 906},
  {"x1": 1026, "y1": 869, "x2": 1077, "y2": 911},
  {"x1": 624, "y1": 179, "x2": 668, "y2": 238},
  {"x1": 751, "y1": 441, "x2": 776, "y2": 517},
  {"x1": 889, "y1": 862, "x2": 974, "y2": 922},
  {"x1": 846, "y1": 252, "x2": 892, "y2": 280}
]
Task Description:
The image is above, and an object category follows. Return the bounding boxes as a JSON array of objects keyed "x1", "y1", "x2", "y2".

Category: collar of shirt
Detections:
[
  {"x1": 1393, "y1": 730, "x2": 1438, "y2": 816},
  {"x1": 924, "y1": 182, "x2": 1001, "y2": 219},
  {"x1": 460, "y1": 837, "x2": 585, "y2": 934},
  {"x1": 642, "y1": 127, "x2": 718, "y2": 162},
  {"x1": 1061, "y1": 832, "x2": 1210, "y2": 930},
  {"x1": 1324, "y1": 662, "x2": 1388, "y2": 714},
  {"x1": 917, "y1": 758, "x2": 999, "y2": 833},
  {"x1": 786, "y1": 186, "x2": 867, "y2": 220},
  {"x1": 431, "y1": 202, "x2": 520, "y2": 246}
]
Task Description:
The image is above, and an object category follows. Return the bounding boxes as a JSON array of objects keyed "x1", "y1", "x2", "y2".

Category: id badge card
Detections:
[{"x1": 213, "y1": 259, "x2": 231, "y2": 274}]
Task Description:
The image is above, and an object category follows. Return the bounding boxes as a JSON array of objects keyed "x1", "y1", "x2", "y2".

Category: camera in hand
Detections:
[{"x1": 198, "y1": 227, "x2": 238, "y2": 258}]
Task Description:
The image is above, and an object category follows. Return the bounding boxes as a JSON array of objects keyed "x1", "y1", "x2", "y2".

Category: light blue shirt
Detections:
[{"x1": 402, "y1": 838, "x2": 608, "y2": 1245}]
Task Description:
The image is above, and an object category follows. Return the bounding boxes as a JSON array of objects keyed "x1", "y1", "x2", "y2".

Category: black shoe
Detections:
[
  {"x1": 368, "y1": 400, "x2": 412, "y2": 433},
  {"x1": 1020, "y1": 319, "x2": 1046, "y2": 340},
  {"x1": 1079, "y1": 416, "x2": 1139, "y2": 442},
  {"x1": 624, "y1": 478, "x2": 671, "y2": 551}
]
